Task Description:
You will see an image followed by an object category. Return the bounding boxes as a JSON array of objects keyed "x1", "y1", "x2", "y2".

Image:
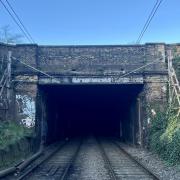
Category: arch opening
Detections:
[{"x1": 38, "y1": 84, "x2": 143, "y2": 145}]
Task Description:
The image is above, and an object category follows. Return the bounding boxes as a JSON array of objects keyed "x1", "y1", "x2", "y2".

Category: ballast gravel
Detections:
[{"x1": 117, "y1": 142, "x2": 180, "y2": 180}]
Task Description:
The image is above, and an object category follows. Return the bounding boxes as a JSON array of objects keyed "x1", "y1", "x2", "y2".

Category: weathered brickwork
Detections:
[
  {"x1": 0, "y1": 43, "x2": 173, "y2": 146},
  {"x1": 6, "y1": 44, "x2": 166, "y2": 76}
]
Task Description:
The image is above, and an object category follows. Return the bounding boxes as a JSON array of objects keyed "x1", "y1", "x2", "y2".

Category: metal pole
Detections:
[
  {"x1": 7, "y1": 51, "x2": 12, "y2": 102},
  {"x1": 7, "y1": 51, "x2": 12, "y2": 88},
  {"x1": 137, "y1": 98, "x2": 142, "y2": 146},
  {"x1": 167, "y1": 50, "x2": 172, "y2": 104}
]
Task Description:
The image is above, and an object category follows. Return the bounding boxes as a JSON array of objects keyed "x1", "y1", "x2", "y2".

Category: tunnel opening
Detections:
[{"x1": 38, "y1": 84, "x2": 144, "y2": 145}]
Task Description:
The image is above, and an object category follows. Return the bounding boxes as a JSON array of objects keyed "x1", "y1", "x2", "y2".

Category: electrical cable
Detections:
[
  {"x1": 5, "y1": 0, "x2": 35, "y2": 43},
  {"x1": 136, "y1": 0, "x2": 164, "y2": 44},
  {"x1": 119, "y1": 55, "x2": 167, "y2": 78},
  {"x1": 136, "y1": 0, "x2": 160, "y2": 43},
  {"x1": 0, "y1": 0, "x2": 33, "y2": 43},
  {"x1": 12, "y1": 55, "x2": 167, "y2": 82}
]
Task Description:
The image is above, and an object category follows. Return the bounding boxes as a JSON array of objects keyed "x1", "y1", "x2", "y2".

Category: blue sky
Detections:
[{"x1": 0, "y1": 0, "x2": 179, "y2": 45}]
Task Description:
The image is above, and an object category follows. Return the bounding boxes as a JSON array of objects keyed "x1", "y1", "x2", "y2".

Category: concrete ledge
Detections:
[{"x1": 38, "y1": 76, "x2": 144, "y2": 85}]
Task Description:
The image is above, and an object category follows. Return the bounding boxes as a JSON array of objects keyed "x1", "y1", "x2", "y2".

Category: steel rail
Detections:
[
  {"x1": 96, "y1": 138, "x2": 118, "y2": 180},
  {"x1": 112, "y1": 140, "x2": 160, "y2": 180},
  {"x1": 60, "y1": 139, "x2": 83, "y2": 180},
  {"x1": 15, "y1": 141, "x2": 68, "y2": 180}
]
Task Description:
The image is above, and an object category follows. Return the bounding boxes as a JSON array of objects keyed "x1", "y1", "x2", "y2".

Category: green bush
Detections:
[
  {"x1": 0, "y1": 121, "x2": 33, "y2": 149},
  {"x1": 173, "y1": 56, "x2": 180, "y2": 82},
  {"x1": 149, "y1": 107, "x2": 180, "y2": 165}
]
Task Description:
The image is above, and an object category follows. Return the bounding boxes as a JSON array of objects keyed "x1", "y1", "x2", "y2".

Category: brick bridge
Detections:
[{"x1": 1, "y1": 43, "x2": 179, "y2": 147}]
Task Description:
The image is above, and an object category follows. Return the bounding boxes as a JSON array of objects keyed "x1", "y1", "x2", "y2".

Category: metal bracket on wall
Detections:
[
  {"x1": 168, "y1": 50, "x2": 180, "y2": 116},
  {"x1": 0, "y1": 51, "x2": 11, "y2": 110}
]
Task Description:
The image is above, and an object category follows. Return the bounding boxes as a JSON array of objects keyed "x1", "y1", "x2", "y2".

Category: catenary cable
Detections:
[
  {"x1": 4, "y1": 0, "x2": 35, "y2": 43},
  {"x1": 0, "y1": 0, "x2": 33, "y2": 43},
  {"x1": 136, "y1": 0, "x2": 164, "y2": 44}
]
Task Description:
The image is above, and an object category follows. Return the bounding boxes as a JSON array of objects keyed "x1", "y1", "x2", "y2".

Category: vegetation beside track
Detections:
[
  {"x1": 149, "y1": 106, "x2": 180, "y2": 165},
  {"x1": 149, "y1": 54, "x2": 180, "y2": 166},
  {"x1": 0, "y1": 121, "x2": 33, "y2": 149},
  {"x1": 0, "y1": 121, "x2": 35, "y2": 170}
]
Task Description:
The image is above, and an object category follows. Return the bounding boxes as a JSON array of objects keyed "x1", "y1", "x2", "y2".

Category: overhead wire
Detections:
[
  {"x1": 4, "y1": 0, "x2": 35, "y2": 43},
  {"x1": 0, "y1": 0, "x2": 166, "y2": 81},
  {"x1": 11, "y1": 55, "x2": 166, "y2": 83},
  {"x1": 0, "y1": 0, "x2": 34, "y2": 43},
  {"x1": 12, "y1": 56, "x2": 54, "y2": 79},
  {"x1": 136, "y1": 0, "x2": 164, "y2": 44},
  {"x1": 119, "y1": 55, "x2": 167, "y2": 78},
  {"x1": 136, "y1": 0, "x2": 159, "y2": 43}
]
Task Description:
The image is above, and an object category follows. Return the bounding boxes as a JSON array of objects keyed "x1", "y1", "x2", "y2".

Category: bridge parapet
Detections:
[{"x1": 0, "y1": 43, "x2": 168, "y2": 77}]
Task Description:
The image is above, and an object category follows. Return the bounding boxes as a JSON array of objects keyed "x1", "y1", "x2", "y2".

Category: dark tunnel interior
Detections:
[{"x1": 39, "y1": 84, "x2": 143, "y2": 145}]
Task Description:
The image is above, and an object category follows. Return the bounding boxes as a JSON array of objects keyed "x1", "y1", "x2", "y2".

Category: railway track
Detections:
[
  {"x1": 97, "y1": 137, "x2": 160, "y2": 180},
  {"x1": 60, "y1": 139, "x2": 82, "y2": 180},
  {"x1": 113, "y1": 140, "x2": 160, "y2": 180},
  {"x1": 11, "y1": 138, "x2": 82, "y2": 180},
  {"x1": 96, "y1": 138, "x2": 118, "y2": 180},
  {"x1": 4, "y1": 137, "x2": 160, "y2": 180}
]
